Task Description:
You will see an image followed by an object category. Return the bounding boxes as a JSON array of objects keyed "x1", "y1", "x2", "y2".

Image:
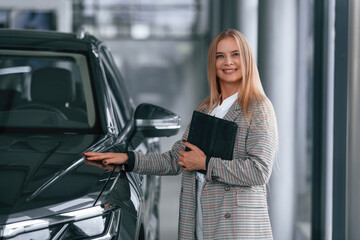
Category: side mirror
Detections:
[{"x1": 134, "y1": 103, "x2": 181, "y2": 137}]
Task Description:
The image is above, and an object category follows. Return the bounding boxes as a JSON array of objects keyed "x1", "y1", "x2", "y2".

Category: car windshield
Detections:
[{"x1": 0, "y1": 50, "x2": 98, "y2": 133}]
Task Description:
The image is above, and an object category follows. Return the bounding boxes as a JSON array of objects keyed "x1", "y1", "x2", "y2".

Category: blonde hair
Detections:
[{"x1": 207, "y1": 29, "x2": 266, "y2": 119}]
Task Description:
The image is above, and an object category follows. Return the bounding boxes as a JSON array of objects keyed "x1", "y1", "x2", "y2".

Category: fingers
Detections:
[
  {"x1": 178, "y1": 156, "x2": 185, "y2": 167},
  {"x1": 85, "y1": 160, "x2": 103, "y2": 167},
  {"x1": 102, "y1": 153, "x2": 128, "y2": 165},
  {"x1": 102, "y1": 158, "x2": 120, "y2": 165},
  {"x1": 85, "y1": 160, "x2": 110, "y2": 170},
  {"x1": 84, "y1": 152, "x2": 127, "y2": 163},
  {"x1": 84, "y1": 152, "x2": 104, "y2": 156},
  {"x1": 84, "y1": 152, "x2": 127, "y2": 172},
  {"x1": 178, "y1": 151, "x2": 194, "y2": 169},
  {"x1": 179, "y1": 150, "x2": 186, "y2": 157},
  {"x1": 178, "y1": 160, "x2": 189, "y2": 171},
  {"x1": 86, "y1": 159, "x2": 122, "y2": 172},
  {"x1": 178, "y1": 156, "x2": 192, "y2": 171},
  {"x1": 84, "y1": 152, "x2": 112, "y2": 161},
  {"x1": 178, "y1": 156, "x2": 189, "y2": 171},
  {"x1": 178, "y1": 149, "x2": 206, "y2": 171},
  {"x1": 183, "y1": 141, "x2": 198, "y2": 151}
]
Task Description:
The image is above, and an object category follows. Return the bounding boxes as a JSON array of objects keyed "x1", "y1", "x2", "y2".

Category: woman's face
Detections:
[{"x1": 215, "y1": 36, "x2": 243, "y2": 88}]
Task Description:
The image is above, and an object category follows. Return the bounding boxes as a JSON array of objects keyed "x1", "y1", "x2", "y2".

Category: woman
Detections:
[{"x1": 85, "y1": 29, "x2": 278, "y2": 240}]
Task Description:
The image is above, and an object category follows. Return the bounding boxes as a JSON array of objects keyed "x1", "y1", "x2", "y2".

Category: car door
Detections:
[{"x1": 99, "y1": 46, "x2": 161, "y2": 239}]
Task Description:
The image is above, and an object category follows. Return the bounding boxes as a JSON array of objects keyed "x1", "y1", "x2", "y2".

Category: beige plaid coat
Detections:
[{"x1": 132, "y1": 97, "x2": 278, "y2": 240}]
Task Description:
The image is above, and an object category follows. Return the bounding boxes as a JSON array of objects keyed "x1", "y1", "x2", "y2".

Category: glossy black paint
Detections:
[
  {"x1": 0, "y1": 134, "x2": 102, "y2": 216},
  {"x1": 0, "y1": 29, "x2": 177, "y2": 240},
  {"x1": 135, "y1": 103, "x2": 178, "y2": 120},
  {"x1": 0, "y1": 29, "x2": 90, "y2": 52},
  {"x1": 134, "y1": 103, "x2": 181, "y2": 138}
]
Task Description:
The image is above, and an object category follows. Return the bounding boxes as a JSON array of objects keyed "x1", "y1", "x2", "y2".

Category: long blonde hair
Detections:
[{"x1": 207, "y1": 29, "x2": 266, "y2": 118}]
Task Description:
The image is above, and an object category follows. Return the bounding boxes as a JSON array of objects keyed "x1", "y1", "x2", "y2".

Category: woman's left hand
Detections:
[{"x1": 178, "y1": 141, "x2": 206, "y2": 171}]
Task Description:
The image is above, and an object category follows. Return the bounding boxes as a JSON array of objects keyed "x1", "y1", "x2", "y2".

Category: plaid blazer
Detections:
[{"x1": 132, "y1": 97, "x2": 278, "y2": 240}]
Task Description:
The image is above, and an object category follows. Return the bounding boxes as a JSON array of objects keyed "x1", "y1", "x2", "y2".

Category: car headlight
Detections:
[{"x1": 0, "y1": 205, "x2": 120, "y2": 240}]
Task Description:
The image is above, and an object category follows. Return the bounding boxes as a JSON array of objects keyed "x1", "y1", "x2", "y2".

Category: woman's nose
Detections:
[{"x1": 224, "y1": 57, "x2": 233, "y2": 65}]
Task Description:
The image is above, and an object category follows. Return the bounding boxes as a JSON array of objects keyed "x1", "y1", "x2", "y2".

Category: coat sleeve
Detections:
[
  {"x1": 205, "y1": 98, "x2": 278, "y2": 186},
  {"x1": 131, "y1": 138, "x2": 186, "y2": 176},
  {"x1": 131, "y1": 97, "x2": 210, "y2": 176}
]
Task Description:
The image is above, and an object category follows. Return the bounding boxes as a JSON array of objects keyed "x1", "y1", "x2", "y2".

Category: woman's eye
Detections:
[
  {"x1": 233, "y1": 52, "x2": 240, "y2": 57},
  {"x1": 216, "y1": 55, "x2": 224, "y2": 58}
]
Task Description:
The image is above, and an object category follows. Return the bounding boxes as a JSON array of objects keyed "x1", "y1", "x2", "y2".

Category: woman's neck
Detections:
[
  {"x1": 220, "y1": 87, "x2": 239, "y2": 104},
  {"x1": 219, "y1": 81, "x2": 240, "y2": 102}
]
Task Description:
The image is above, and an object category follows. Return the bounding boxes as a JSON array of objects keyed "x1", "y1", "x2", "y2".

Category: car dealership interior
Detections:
[{"x1": 0, "y1": 0, "x2": 359, "y2": 239}]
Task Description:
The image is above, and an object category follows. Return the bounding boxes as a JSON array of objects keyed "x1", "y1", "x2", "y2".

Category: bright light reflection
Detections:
[
  {"x1": 131, "y1": 24, "x2": 150, "y2": 39},
  {"x1": 60, "y1": 206, "x2": 104, "y2": 221},
  {"x1": 72, "y1": 216, "x2": 105, "y2": 236},
  {"x1": 4, "y1": 219, "x2": 49, "y2": 237}
]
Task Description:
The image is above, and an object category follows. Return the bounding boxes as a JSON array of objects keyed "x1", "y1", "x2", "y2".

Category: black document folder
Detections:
[{"x1": 185, "y1": 111, "x2": 238, "y2": 174}]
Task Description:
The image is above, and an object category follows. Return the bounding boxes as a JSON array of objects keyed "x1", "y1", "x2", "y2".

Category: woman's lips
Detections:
[{"x1": 223, "y1": 69, "x2": 237, "y2": 74}]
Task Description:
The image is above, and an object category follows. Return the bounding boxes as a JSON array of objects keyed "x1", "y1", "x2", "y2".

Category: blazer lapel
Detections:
[
  {"x1": 197, "y1": 97, "x2": 241, "y2": 122},
  {"x1": 223, "y1": 100, "x2": 241, "y2": 122},
  {"x1": 198, "y1": 104, "x2": 210, "y2": 114}
]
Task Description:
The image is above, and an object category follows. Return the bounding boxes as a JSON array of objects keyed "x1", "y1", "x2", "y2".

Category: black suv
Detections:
[{"x1": 0, "y1": 29, "x2": 180, "y2": 240}]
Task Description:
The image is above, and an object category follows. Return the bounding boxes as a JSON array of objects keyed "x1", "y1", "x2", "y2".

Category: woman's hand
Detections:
[
  {"x1": 84, "y1": 152, "x2": 129, "y2": 166},
  {"x1": 85, "y1": 158, "x2": 122, "y2": 172},
  {"x1": 178, "y1": 141, "x2": 206, "y2": 171}
]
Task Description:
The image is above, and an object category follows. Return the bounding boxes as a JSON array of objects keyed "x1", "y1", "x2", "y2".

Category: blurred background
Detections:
[{"x1": 0, "y1": 0, "x2": 358, "y2": 239}]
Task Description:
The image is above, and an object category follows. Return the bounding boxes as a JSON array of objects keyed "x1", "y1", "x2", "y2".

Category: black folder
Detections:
[{"x1": 185, "y1": 111, "x2": 237, "y2": 174}]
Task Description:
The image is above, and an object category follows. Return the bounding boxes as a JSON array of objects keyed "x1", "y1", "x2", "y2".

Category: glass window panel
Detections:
[{"x1": 0, "y1": 50, "x2": 98, "y2": 133}]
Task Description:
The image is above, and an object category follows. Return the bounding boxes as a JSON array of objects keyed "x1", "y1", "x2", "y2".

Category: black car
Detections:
[{"x1": 0, "y1": 29, "x2": 180, "y2": 240}]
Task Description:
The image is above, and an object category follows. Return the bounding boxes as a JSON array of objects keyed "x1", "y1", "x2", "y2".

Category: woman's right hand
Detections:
[
  {"x1": 84, "y1": 152, "x2": 129, "y2": 165},
  {"x1": 85, "y1": 157, "x2": 121, "y2": 172}
]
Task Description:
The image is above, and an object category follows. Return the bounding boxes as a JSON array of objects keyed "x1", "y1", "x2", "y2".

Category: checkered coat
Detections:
[{"x1": 132, "y1": 97, "x2": 278, "y2": 240}]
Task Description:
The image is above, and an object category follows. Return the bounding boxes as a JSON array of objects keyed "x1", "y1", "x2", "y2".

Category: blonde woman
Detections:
[{"x1": 85, "y1": 29, "x2": 278, "y2": 240}]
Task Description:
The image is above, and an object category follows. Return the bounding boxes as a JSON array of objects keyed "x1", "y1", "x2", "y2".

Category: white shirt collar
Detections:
[
  {"x1": 210, "y1": 92, "x2": 238, "y2": 118},
  {"x1": 218, "y1": 92, "x2": 238, "y2": 110}
]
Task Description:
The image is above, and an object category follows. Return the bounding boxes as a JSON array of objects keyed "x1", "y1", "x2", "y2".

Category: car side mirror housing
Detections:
[{"x1": 134, "y1": 103, "x2": 181, "y2": 137}]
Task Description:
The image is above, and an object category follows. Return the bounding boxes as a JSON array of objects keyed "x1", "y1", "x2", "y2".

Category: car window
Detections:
[
  {"x1": 102, "y1": 64, "x2": 126, "y2": 132},
  {"x1": 100, "y1": 47, "x2": 133, "y2": 121},
  {"x1": 100, "y1": 47, "x2": 133, "y2": 132},
  {"x1": 0, "y1": 50, "x2": 99, "y2": 133}
]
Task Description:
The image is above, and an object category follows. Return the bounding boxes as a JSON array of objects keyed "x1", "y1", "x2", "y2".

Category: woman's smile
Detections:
[
  {"x1": 222, "y1": 68, "x2": 238, "y2": 74},
  {"x1": 216, "y1": 36, "x2": 243, "y2": 88}
]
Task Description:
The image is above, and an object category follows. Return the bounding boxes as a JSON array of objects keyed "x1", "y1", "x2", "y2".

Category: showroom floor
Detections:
[{"x1": 159, "y1": 174, "x2": 182, "y2": 240}]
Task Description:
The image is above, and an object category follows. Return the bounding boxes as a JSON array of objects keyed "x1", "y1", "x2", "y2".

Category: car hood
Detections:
[{"x1": 0, "y1": 133, "x2": 109, "y2": 224}]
